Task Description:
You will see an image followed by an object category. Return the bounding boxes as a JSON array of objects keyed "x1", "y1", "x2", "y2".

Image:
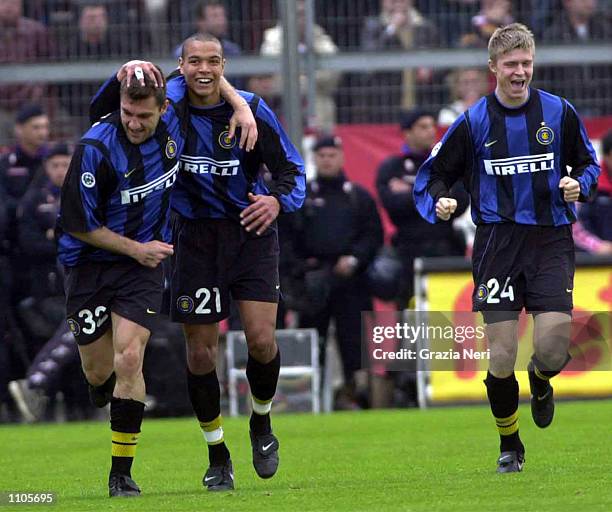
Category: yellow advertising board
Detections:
[{"x1": 424, "y1": 267, "x2": 612, "y2": 402}]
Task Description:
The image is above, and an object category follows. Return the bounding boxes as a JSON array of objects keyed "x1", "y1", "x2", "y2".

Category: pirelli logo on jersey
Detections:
[
  {"x1": 483, "y1": 153, "x2": 554, "y2": 176},
  {"x1": 180, "y1": 155, "x2": 240, "y2": 177},
  {"x1": 120, "y1": 162, "x2": 179, "y2": 205}
]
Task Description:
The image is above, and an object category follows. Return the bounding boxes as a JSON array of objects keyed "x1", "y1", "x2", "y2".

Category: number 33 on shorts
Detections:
[{"x1": 476, "y1": 277, "x2": 515, "y2": 304}]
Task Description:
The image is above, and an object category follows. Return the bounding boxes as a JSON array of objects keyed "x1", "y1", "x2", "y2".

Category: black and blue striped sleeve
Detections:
[
  {"x1": 562, "y1": 101, "x2": 600, "y2": 202},
  {"x1": 254, "y1": 98, "x2": 306, "y2": 212},
  {"x1": 59, "y1": 143, "x2": 115, "y2": 233},
  {"x1": 90, "y1": 75, "x2": 121, "y2": 124},
  {"x1": 413, "y1": 114, "x2": 471, "y2": 223}
]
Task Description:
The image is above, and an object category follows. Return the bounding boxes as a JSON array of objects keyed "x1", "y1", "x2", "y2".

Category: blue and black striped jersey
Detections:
[
  {"x1": 414, "y1": 88, "x2": 600, "y2": 226},
  {"x1": 57, "y1": 105, "x2": 186, "y2": 266},
  {"x1": 166, "y1": 77, "x2": 305, "y2": 220}
]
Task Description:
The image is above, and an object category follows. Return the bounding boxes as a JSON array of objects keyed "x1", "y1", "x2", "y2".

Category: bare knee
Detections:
[
  {"x1": 535, "y1": 346, "x2": 567, "y2": 371},
  {"x1": 245, "y1": 323, "x2": 276, "y2": 362},
  {"x1": 114, "y1": 343, "x2": 142, "y2": 379},
  {"x1": 186, "y1": 341, "x2": 217, "y2": 374},
  {"x1": 489, "y1": 349, "x2": 517, "y2": 378},
  {"x1": 82, "y1": 363, "x2": 112, "y2": 387},
  {"x1": 184, "y1": 325, "x2": 218, "y2": 374}
]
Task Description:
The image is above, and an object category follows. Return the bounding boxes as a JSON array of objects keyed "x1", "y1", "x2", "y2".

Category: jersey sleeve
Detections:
[
  {"x1": 90, "y1": 75, "x2": 121, "y2": 124},
  {"x1": 59, "y1": 143, "x2": 115, "y2": 233},
  {"x1": 562, "y1": 101, "x2": 600, "y2": 202},
  {"x1": 413, "y1": 114, "x2": 471, "y2": 223},
  {"x1": 254, "y1": 98, "x2": 306, "y2": 212}
]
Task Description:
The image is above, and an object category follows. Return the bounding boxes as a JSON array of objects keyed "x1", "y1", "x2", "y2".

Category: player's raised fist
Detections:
[
  {"x1": 435, "y1": 197, "x2": 457, "y2": 221},
  {"x1": 559, "y1": 176, "x2": 580, "y2": 202}
]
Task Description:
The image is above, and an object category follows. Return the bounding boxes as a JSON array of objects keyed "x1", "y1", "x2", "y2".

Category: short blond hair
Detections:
[{"x1": 488, "y1": 23, "x2": 535, "y2": 62}]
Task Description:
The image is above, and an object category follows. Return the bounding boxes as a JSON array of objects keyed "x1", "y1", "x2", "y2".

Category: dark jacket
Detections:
[
  {"x1": 17, "y1": 175, "x2": 62, "y2": 298},
  {"x1": 289, "y1": 173, "x2": 384, "y2": 274},
  {"x1": 579, "y1": 160, "x2": 612, "y2": 242},
  {"x1": 376, "y1": 148, "x2": 468, "y2": 257}
]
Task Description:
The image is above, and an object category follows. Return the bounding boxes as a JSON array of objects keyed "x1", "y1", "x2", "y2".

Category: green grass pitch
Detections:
[{"x1": 1, "y1": 400, "x2": 611, "y2": 511}]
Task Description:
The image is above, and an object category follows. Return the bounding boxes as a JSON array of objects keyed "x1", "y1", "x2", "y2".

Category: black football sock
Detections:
[
  {"x1": 110, "y1": 397, "x2": 145, "y2": 477},
  {"x1": 484, "y1": 372, "x2": 524, "y2": 454},
  {"x1": 187, "y1": 368, "x2": 230, "y2": 466},
  {"x1": 246, "y1": 349, "x2": 280, "y2": 436}
]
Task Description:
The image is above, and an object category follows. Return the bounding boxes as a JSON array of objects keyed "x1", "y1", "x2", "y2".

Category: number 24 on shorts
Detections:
[{"x1": 478, "y1": 277, "x2": 515, "y2": 304}]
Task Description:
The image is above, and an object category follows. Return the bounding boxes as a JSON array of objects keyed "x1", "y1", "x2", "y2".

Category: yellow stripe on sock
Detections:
[
  {"x1": 200, "y1": 415, "x2": 223, "y2": 432},
  {"x1": 111, "y1": 431, "x2": 139, "y2": 458},
  {"x1": 534, "y1": 367, "x2": 551, "y2": 380},
  {"x1": 495, "y1": 410, "x2": 519, "y2": 436},
  {"x1": 497, "y1": 419, "x2": 519, "y2": 436},
  {"x1": 112, "y1": 431, "x2": 139, "y2": 444},
  {"x1": 252, "y1": 395, "x2": 272, "y2": 406},
  {"x1": 495, "y1": 411, "x2": 519, "y2": 427}
]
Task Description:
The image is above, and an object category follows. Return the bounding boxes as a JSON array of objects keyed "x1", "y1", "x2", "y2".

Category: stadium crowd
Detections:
[{"x1": 1, "y1": 0, "x2": 611, "y2": 422}]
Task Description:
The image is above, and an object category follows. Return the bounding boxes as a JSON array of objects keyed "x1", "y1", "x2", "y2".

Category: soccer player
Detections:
[
  {"x1": 91, "y1": 34, "x2": 305, "y2": 491},
  {"x1": 57, "y1": 69, "x2": 184, "y2": 497},
  {"x1": 414, "y1": 24, "x2": 599, "y2": 473},
  {"x1": 61, "y1": 53, "x2": 255, "y2": 496}
]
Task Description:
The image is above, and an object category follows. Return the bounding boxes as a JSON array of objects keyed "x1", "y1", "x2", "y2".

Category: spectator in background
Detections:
[
  {"x1": 575, "y1": 130, "x2": 612, "y2": 254},
  {"x1": 360, "y1": 0, "x2": 439, "y2": 121},
  {"x1": 543, "y1": 0, "x2": 610, "y2": 41},
  {"x1": 0, "y1": 105, "x2": 49, "y2": 421},
  {"x1": 286, "y1": 135, "x2": 383, "y2": 409},
  {"x1": 541, "y1": 0, "x2": 612, "y2": 115},
  {"x1": 0, "y1": 183, "x2": 14, "y2": 421},
  {"x1": 376, "y1": 110, "x2": 468, "y2": 307},
  {"x1": 9, "y1": 143, "x2": 82, "y2": 423},
  {"x1": 261, "y1": 0, "x2": 341, "y2": 132},
  {"x1": 438, "y1": 68, "x2": 489, "y2": 127},
  {"x1": 423, "y1": 0, "x2": 480, "y2": 46},
  {"x1": 173, "y1": 1, "x2": 241, "y2": 59},
  {"x1": 57, "y1": 2, "x2": 114, "y2": 134},
  {"x1": 246, "y1": 74, "x2": 282, "y2": 114},
  {"x1": 0, "y1": 0, "x2": 52, "y2": 145},
  {"x1": 0, "y1": 105, "x2": 50, "y2": 246},
  {"x1": 459, "y1": 0, "x2": 514, "y2": 48},
  {"x1": 68, "y1": 2, "x2": 112, "y2": 58},
  {"x1": 173, "y1": 1, "x2": 243, "y2": 89},
  {"x1": 17, "y1": 144, "x2": 72, "y2": 339}
]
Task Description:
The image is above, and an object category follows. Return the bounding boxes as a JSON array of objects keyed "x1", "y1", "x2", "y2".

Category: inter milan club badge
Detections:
[
  {"x1": 165, "y1": 138, "x2": 178, "y2": 159},
  {"x1": 177, "y1": 295, "x2": 194, "y2": 314},
  {"x1": 476, "y1": 283, "x2": 489, "y2": 302},
  {"x1": 218, "y1": 130, "x2": 236, "y2": 149},
  {"x1": 67, "y1": 318, "x2": 80, "y2": 336},
  {"x1": 536, "y1": 124, "x2": 554, "y2": 145}
]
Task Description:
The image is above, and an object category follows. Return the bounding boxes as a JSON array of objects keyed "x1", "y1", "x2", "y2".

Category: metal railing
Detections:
[{"x1": 1, "y1": 0, "x2": 611, "y2": 145}]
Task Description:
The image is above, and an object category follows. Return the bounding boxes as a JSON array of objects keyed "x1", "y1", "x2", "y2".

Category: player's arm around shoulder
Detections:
[{"x1": 222, "y1": 79, "x2": 258, "y2": 151}]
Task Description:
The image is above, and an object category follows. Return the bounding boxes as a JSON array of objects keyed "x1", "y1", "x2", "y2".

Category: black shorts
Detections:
[
  {"x1": 472, "y1": 223, "x2": 574, "y2": 321},
  {"x1": 64, "y1": 260, "x2": 163, "y2": 345},
  {"x1": 170, "y1": 217, "x2": 280, "y2": 324}
]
